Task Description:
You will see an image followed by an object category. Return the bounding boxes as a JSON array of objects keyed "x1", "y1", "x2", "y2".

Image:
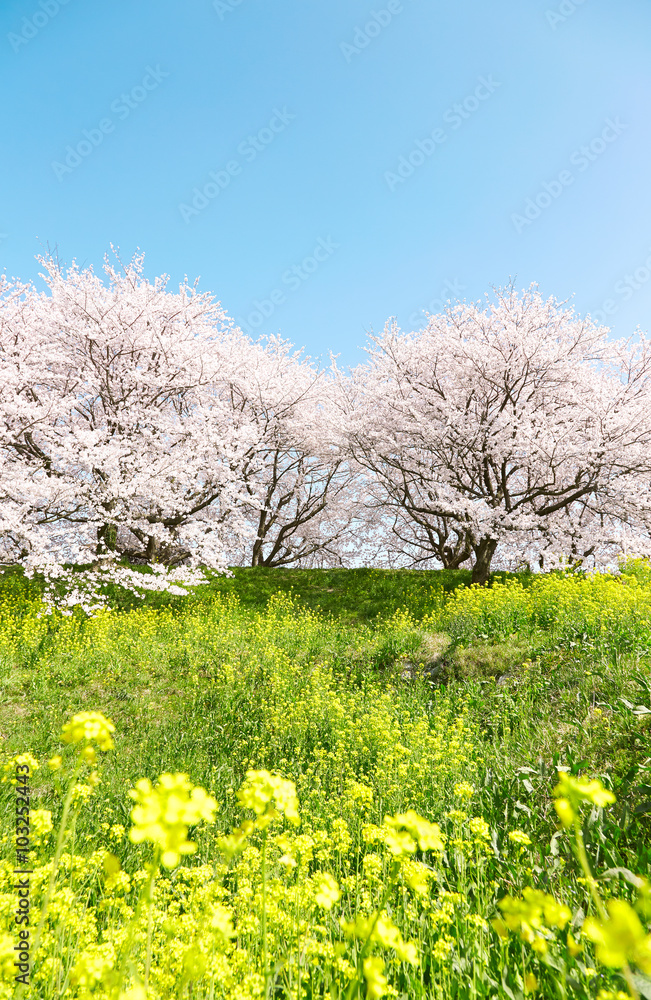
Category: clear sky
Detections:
[{"x1": 2, "y1": 0, "x2": 650, "y2": 368}]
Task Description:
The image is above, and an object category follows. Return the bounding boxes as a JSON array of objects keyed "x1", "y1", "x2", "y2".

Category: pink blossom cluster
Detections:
[
  {"x1": 342, "y1": 284, "x2": 651, "y2": 583},
  {"x1": 0, "y1": 252, "x2": 362, "y2": 612},
  {"x1": 2, "y1": 256, "x2": 651, "y2": 609}
]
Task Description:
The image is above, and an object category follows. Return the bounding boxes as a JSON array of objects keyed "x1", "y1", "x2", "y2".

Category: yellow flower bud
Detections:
[
  {"x1": 554, "y1": 797, "x2": 575, "y2": 828},
  {"x1": 583, "y1": 899, "x2": 651, "y2": 974},
  {"x1": 129, "y1": 773, "x2": 218, "y2": 868},
  {"x1": 524, "y1": 972, "x2": 538, "y2": 992},
  {"x1": 567, "y1": 932, "x2": 582, "y2": 957},
  {"x1": 61, "y1": 711, "x2": 115, "y2": 752}
]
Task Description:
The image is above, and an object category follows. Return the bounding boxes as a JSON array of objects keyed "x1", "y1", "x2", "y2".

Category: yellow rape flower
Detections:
[
  {"x1": 237, "y1": 769, "x2": 300, "y2": 829},
  {"x1": 119, "y1": 986, "x2": 147, "y2": 1000},
  {"x1": 341, "y1": 912, "x2": 419, "y2": 965},
  {"x1": 29, "y1": 809, "x2": 53, "y2": 846},
  {"x1": 583, "y1": 899, "x2": 651, "y2": 974},
  {"x1": 313, "y1": 873, "x2": 341, "y2": 910},
  {"x1": 61, "y1": 711, "x2": 115, "y2": 752},
  {"x1": 70, "y1": 782, "x2": 94, "y2": 804},
  {"x1": 384, "y1": 810, "x2": 445, "y2": 854},
  {"x1": 69, "y1": 943, "x2": 116, "y2": 991},
  {"x1": 103, "y1": 852, "x2": 123, "y2": 890},
  {"x1": 382, "y1": 827, "x2": 417, "y2": 857},
  {"x1": 401, "y1": 859, "x2": 433, "y2": 895},
  {"x1": 0, "y1": 934, "x2": 16, "y2": 981},
  {"x1": 331, "y1": 817, "x2": 352, "y2": 853},
  {"x1": 543, "y1": 896, "x2": 573, "y2": 930},
  {"x1": 552, "y1": 772, "x2": 615, "y2": 827},
  {"x1": 346, "y1": 779, "x2": 374, "y2": 807},
  {"x1": 567, "y1": 931, "x2": 582, "y2": 957},
  {"x1": 276, "y1": 833, "x2": 298, "y2": 868},
  {"x1": 509, "y1": 830, "x2": 532, "y2": 846},
  {"x1": 432, "y1": 935, "x2": 454, "y2": 961},
  {"x1": 363, "y1": 956, "x2": 390, "y2": 1000},
  {"x1": 217, "y1": 819, "x2": 255, "y2": 860},
  {"x1": 182, "y1": 944, "x2": 208, "y2": 981},
  {"x1": 554, "y1": 798, "x2": 576, "y2": 828},
  {"x1": 453, "y1": 781, "x2": 475, "y2": 800},
  {"x1": 208, "y1": 903, "x2": 235, "y2": 941},
  {"x1": 2, "y1": 752, "x2": 39, "y2": 782},
  {"x1": 468, "y1": 817, "x2": 491, "y2": 841},
  {"x1": 363, "y1": 853, "x2": 384, "y2": 882},
  {"x1": 129, "y1": 772, "x2": 218, "y2": 868},
  {"x1": 497, "y1": 888, "x2": 571, "y2": 951}
]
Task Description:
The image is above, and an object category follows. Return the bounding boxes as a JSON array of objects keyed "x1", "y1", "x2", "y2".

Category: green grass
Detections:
[
  {"x1": 201, "y1": 566, "x2": 474, "y2": 622},
  {"x1": 0, "y1": 562, "x2": 517, "y2": 622},
  {"x1": 0, "y1": 567, "x2": 650, "y2": 999}
]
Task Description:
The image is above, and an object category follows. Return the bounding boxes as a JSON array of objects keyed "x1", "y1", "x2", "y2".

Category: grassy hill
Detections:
[{"x1": 1, "y1": 566, "x2": 650, "y2": 999}]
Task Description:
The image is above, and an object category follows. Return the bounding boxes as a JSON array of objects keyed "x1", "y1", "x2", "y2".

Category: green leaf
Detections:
[
  {"x1": 599, "y1": 867, "x2": 645, "y2": 888},
  {"x1": 631, "y1": 974, "x2": 651, "y2": 1000}
]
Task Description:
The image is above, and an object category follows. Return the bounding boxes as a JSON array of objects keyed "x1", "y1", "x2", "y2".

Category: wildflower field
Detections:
[{"x1": 1, "y1": 565, "x2": 651, "y2": 1000}]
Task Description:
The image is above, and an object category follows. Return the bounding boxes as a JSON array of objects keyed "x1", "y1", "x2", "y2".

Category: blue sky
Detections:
[{"x1": 1, "y1": 0, "x2": 650, "y2": 367}]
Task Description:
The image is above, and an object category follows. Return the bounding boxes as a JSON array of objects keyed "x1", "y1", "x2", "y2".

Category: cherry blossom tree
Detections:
[
  {"x1": 5, "y1": 258, "x2": 651, "y2": 606},
  {"x1": 345, "y1": 286, "x2": 651, "y2": 584},
  {"x1": 0, "y1": 252, "x2": 259, "y2": 610},
  {"x1": 0, "y1": 254, "x2": 367, "y2": 610},
  {"x1": 219, "y1": 337, "x2": 365, "y2": 568},
  {"x1": 503, "y1": 490, "x2": 651, "y2": 573}
]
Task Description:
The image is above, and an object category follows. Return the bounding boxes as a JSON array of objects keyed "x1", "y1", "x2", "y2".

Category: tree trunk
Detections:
[
  {"x1": 97, "y1": 523, "x2": 117, "y2": 555},
  {"x1": 251, "y1": 538, "x2": 265, "y2": 566},
  {"x1": 440, "y1": 530, "x2": 473, "y2": 569},
  {"x1": 96, "y1": 498, "x2": 118, "y2": 556},
  {"x1": 145, "y1": 536, "x2": 159, "y2": 563},
  {"x1": 471, "y1": 537, "x2": 498, "y2": 586}
]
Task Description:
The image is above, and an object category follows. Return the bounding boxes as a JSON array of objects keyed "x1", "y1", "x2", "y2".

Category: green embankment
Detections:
[{"x1": 0, "y1": 565, "x2": 649, "y2": 999}]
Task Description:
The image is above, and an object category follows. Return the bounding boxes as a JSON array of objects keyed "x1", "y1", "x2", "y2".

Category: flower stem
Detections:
[
  {"x1": 262, "y1": 828, "x2": 268, "y2": 1000},
  {"x1": 343, "y1": 863, "x2": 400, "y2": 1000},
  {"x1": 572, "y1": 818, "x2": 639, "y2": 1000},
  {"x1": 144, "y1": 862, "x2": 157, "y2": 993},
  {"x1": 112, "y1": 853, "x2": 160, "y2": 1000}
]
